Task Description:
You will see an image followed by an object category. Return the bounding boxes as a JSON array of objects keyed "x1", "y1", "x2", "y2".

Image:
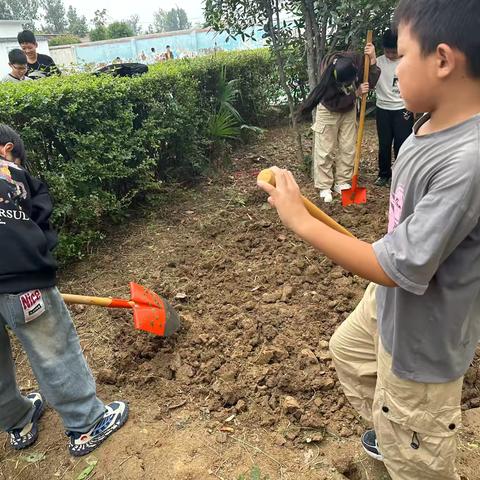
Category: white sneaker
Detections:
[
  {"x1": 333, "y1": 183, "x2": 351, "y2": 194},
  {"x1": 320, "y1": 189, "x2": 333, "y2": 203}
]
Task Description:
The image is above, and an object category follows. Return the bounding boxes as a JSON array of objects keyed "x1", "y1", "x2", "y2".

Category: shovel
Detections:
[
  {"x1": 61, "y1": 282, "x2": 181, "y2": 337},
  {"x1": 342, "y1": 30, "x2": 373, "y2": 207},
  {"x1": 257, "y1": 168, "x2": 354, "y2": 238}
]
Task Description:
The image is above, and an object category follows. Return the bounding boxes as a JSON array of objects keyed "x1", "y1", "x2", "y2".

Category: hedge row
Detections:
[{"x1": 0, "y1": 50, "x2": 277, "y2": 261}]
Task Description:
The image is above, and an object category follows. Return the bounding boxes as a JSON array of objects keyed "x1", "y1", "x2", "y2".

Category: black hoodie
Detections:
[{"x1": 0, "y1": 158, "x2": 57, "y2": 293}]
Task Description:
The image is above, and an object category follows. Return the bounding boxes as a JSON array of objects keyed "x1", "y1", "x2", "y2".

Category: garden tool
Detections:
[
  {"x1": 257, "y1": 168, "x2": 354, "y2": 238},
  {"x1": 342, "y1": 30, "x2": 373, "y2": 207},
  {"x1": 61, "y1": 282, "x2": 181, "y2": 337}
]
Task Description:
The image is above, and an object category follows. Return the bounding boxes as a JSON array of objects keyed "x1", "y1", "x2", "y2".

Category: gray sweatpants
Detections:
[{"x1": 0, "y1": 287, "x2": 105, "y2": 433}]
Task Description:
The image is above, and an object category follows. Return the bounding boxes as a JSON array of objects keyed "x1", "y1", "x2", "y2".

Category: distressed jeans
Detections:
[{"x1": 0, "y1": 287, "x2": 105, "y2": 433}]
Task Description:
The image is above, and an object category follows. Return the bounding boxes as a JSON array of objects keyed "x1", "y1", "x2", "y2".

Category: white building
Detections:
[{"x1": 0, "y1": 20, "x2": 50, "y2": 76}]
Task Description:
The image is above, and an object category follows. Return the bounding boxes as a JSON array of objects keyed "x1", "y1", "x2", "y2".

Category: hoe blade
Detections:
[{"x1": 130, "y1": 282, "x2": 181, "y2": 336}]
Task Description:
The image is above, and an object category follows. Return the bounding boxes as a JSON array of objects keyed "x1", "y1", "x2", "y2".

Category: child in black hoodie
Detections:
[{"x1": 0, "y1": 125, "x2": 128, "y2": 456}]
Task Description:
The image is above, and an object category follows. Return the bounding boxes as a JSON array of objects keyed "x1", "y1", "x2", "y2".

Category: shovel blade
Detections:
[
  {"x1": 130, "y1": 282, "x2": 181, "y2": 337},
  {"x1": 132, "y1": 300, "x2": 181, "y2": 337},
  {"x1": 133, "y1": 304, "x2": 166, "y2": 336},
  {"x1": 130, "y1": 282, "x2": 163, "y2": 308},
  {"x1": 342, "y1": 187, "x2": 367, "y2": 207}
]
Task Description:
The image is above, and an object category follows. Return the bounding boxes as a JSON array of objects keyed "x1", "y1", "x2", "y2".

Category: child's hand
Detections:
[
  {"x1": 365, "y1": 43, "x2": 376, "y2": 64},
  {"x1": 357, "y1": 82, "x2": 370, "y2": 96},
  {"x1": 257, "y1": 166, "x2": 310, "y2": 233}
]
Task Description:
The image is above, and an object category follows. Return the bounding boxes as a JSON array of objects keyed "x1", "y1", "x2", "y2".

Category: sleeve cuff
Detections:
[{"x1": 373, "y1": 239, "x2": 428, "y2": 295}]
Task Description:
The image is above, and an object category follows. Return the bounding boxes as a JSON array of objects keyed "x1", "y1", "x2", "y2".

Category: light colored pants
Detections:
[
  {"x1": 0, "y1": 287, "x2": 105, "y2": 433},
  {"x1": 329, "y1": 284, "x2": 463, "y2": 480},
  {"x1": 312, "y1": 105, "x2": 356, "y2": 190}
]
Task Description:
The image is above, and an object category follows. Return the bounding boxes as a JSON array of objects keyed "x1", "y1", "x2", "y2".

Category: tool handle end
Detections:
[{"x1": 257, "y1": 169, "x2": 276, "y2": 187}]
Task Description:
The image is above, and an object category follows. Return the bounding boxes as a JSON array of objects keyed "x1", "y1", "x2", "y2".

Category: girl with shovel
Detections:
[{"x1": 299, "y1": 43, "x2": 380, "y2": 203}]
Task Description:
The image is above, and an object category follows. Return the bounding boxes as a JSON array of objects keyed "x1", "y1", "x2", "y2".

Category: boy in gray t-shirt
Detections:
[{"x1": 258, "y1": 0, "x2": 480, "y2": 478}]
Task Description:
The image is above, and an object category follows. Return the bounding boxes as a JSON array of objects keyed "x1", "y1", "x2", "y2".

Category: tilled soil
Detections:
[{"x1": 1, "y1": 123, "x2": 480, "y2": 480}]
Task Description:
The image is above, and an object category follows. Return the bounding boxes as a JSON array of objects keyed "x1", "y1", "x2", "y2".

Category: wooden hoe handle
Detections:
[
  {"x1": 61, "y1": 293, "x2": 133, "y2": 309},
  {"x1": 353, "y1": 30, "x2": 373, "y2": 179},
  {"x1": 257, "y1": 169, "x2": 355, "y2": 238}
]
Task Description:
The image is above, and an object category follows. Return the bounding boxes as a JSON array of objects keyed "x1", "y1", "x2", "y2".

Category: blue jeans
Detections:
[{"x1": 0, "y1": 287, "x2": 105, "y2": 432}]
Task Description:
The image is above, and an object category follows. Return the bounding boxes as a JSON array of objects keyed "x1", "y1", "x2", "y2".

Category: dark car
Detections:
[{"x1": 94, "y1": 63, "x2": 148, "y2": 77}]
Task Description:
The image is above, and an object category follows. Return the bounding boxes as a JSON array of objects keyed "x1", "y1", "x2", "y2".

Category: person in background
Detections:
[
  {"x1": 374, "y1": 29, "x2": 414, "y2": 187},
  {"x1": 298, "y1": 44, "x2": 381, "y2": 203},
  {"x1": 17, "y1": 30, "x2": 61, "y2": 79},
  {"x1": 149, "y1": 47, "x2": 157, "y2": 64},
  {"x1": 165, "y1": 45, "x2": 174, "y2": 60},
  {"x1": 2, "y1": 49, "x2": 32, "y2": 83}
]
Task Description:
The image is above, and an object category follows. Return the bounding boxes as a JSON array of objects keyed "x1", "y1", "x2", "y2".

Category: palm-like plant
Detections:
[
  {"x1": 207, "y1": 107, "x2": 241, "y2": 140},
  {"x1": 208, "y1": 67, "x2": 263, "y2": 144}
]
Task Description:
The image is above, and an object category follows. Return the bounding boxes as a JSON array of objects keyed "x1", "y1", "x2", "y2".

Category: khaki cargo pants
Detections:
[
  {"x1": 329, "y1": 283, "x2": 463, "y2": 480},
  {"x1": 312, "y1": 105, "x2": 356, "y2": 190}
]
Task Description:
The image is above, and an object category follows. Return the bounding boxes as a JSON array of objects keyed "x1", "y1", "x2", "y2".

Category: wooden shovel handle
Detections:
[
  {"x1": 61, "y1": 293, "x2": 133, "y2": 309},
  {"x1": 353, "y1": 30, "x2": 373, "y2": 179},
  {"x1": 258, "y1": 169, "x2": 355, "y2": 238}
]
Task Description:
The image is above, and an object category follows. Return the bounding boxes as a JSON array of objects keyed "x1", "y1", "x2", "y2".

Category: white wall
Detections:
[
  {"x1": 0, "y1": 20, "x2": 24, "y2": 38},
  {"x1": 0, "y1": 39, "x2": 50, "y2": 77},
  {"x1": 49, "y1": 45, "x2": 77, "y2": 68}
]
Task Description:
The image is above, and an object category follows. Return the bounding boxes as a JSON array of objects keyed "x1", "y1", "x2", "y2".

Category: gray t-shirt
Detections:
[{"x1": 373, "y1": 114, "x2": 480, "y2": 383}]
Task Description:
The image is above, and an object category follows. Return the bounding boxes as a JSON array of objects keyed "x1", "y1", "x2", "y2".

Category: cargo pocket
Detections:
[
  {"x1": 376, "y1": 387, "x2": 462, "y2": 438},
  {"x1": 373, "y1": 386, "x2": 462, "y2": 479},
  {"x1": 312, "y1": 122, "x2": 334, "y2": 134}
]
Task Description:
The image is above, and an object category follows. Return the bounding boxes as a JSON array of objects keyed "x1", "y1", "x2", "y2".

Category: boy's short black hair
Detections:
[
  {"x1": 382, "y1": 29, "x2": 397, "y2": 50},
  {"x1": 8, "y1": 49, "x2": 28, "y2": 65},
  {"x1": 166, "y1": 45, "x2": 170, "y2": 48},
  {"x1": 17, "y1": 30, "x2": 36, "y2": 44},
  {"x1": 394, "y1": 0, "x2": 480, "y2": 77},
  {"x1": 0, "y1": 125, "x2": 27, "y2": 164}
]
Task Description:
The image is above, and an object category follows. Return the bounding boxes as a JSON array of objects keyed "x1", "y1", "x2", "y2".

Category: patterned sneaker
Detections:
[
  {"x1": 8, "y1": 392, "x2": 45, "y2": 450},
  {"x1": 333, "y1": 183, "x2": 351, "y2": 194},
  {"x1": 361, "y1": 429, "x2": 384, "y2": 461},
  {"x1": 68, "y1": 401, "x2": 129, "y2": 457}
]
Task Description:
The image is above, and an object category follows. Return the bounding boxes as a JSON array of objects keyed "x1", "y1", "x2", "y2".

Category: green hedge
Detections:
[{"x1": 0, "y1": 50, "x2": 277, "y2": 261}]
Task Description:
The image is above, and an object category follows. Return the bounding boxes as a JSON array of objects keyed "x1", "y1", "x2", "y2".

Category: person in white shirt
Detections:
[{"x1": 374, "y1": 30, "x2": 414, "y2": 187}]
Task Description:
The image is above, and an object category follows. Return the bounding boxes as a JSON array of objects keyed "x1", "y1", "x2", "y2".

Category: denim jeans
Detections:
[{"x1": 0, "y1": 287, "x2": 105, "y2": 432}]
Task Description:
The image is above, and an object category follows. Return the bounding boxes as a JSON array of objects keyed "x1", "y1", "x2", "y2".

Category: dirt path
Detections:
[{"x1": 1, "y1": 124, "x2": 480, "y2": 480}]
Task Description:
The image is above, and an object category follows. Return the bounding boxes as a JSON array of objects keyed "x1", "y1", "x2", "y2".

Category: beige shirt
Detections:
[{"x1": 2, "y1": 74, "x2": 33, "y2": 83}]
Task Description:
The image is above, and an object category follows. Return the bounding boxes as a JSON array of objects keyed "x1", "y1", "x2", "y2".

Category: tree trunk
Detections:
[
  {"x1": 300, "y1": 0, "x2": 320, "y2": 168},
  {"x1": 318, "y1": 9, "x2": 329, "y2": 60},
  {"x1": 273, "y1": 49, "x2": 304, "y2": 164},
  {"x1": 300, "y1": 0, "x2": 318, "y2": 91},
  {"x1": 264, "y1": 0, "x2": 304, "y2": 163},
  {"x1": 304, "y1": 0, "x2": 322, "y2": 83}
]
